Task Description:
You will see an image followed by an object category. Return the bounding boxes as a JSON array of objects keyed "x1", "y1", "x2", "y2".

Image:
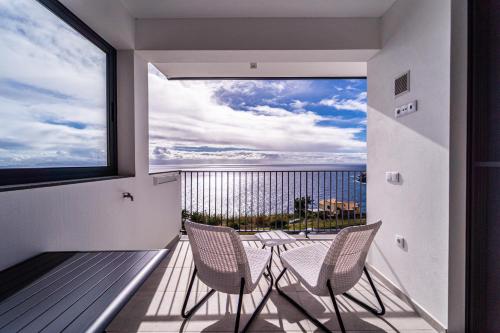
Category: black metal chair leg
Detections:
[
  {"x1": 181, "y1": 267, "x2": 216, "y2": 318},
  {"x1": 241, "y1": 265, "x2": 273, "y2": 332},
  {"x1": 264, "y1": 246, "x2": 273, "y2": 278},
  {"x1": 234, "y1": 278, "x2": 245, "y2": 333},
  {"x1": 327, "y1": 280, "x2": 346, "y2": 333},
  {"x1": 342, "y1": 266, "x2": 386, "y2": 316},
  {"x1": 275, "y1": 268, "x2": 331, "y2": 332},
  {"x1": 183, "y1": 266, "x2": 272, "y2": 333},
  {"x1": 269, "y1": 246, "x2": 274, "y2": 270}
]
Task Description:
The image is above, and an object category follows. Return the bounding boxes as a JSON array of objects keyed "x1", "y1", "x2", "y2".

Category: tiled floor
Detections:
[{"x1": 108, "y1": 238, "x2": 437, "y2": 333}]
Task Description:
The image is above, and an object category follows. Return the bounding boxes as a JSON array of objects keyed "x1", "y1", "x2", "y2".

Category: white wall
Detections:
[
  {"x1": 0, "y1": 51, "x2": 181, "y2": 270},
  {"x1": 367, "y1": 0, "x2": 451, "y2": 328}
]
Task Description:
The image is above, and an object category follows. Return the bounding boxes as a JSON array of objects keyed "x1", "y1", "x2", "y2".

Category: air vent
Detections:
[{"x1": 394, "y1": 71, "x2": 410, "y2": 97}]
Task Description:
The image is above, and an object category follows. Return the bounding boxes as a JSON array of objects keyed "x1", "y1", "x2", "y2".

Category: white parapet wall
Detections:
[{"x1": 0, "y1": 49, "x2": 181, "y2": 270}]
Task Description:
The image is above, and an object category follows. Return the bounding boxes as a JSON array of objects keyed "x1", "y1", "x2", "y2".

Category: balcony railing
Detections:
[{"x1": 181, "y1": 169, "x2": 366, "y2": 234}]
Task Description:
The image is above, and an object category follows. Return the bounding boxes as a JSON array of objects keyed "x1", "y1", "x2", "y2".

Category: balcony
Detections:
[
  {"x1": 108, "y1": 237, "x2": 437, "y2": 332},
  {"x1": 0, "y1": 0, "x2": 470, "y2": 331}
]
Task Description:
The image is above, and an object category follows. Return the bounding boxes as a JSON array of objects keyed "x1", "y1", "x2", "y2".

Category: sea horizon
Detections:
[{"x1": 150, "y1": 163, "x2": 366, "y2": 173}]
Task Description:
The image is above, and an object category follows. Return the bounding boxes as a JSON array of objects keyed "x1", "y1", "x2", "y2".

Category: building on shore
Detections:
[{"x1": 318, "y1": 199, "x2": 361, "y2": 216}]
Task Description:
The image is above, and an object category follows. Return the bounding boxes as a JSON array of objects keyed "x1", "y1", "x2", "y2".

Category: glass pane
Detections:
[{"x1": 0, "y1": 0, "x2": 107, "y2": 168}]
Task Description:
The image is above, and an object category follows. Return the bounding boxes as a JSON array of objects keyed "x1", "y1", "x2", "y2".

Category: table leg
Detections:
[{"x1": 264, "y1": 246, "x2": 273, "y2": 278}]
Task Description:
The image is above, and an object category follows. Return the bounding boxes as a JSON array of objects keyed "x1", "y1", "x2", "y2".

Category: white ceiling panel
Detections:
[
  {"x1": 120, "y1": 0, "x2": 396, "y2": 19},
  {"x1": 154, "y1": 62, "x2": 367, "y2": 78}
]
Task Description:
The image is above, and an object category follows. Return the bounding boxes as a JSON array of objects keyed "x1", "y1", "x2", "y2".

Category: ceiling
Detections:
[
  {"x1": 154, "y1": 62, "x2": 367, "y2": 78},
  {"x1": 120, "y1": 0, "x2": 396, "y2": 19},
  {"x1": 140, "y1": 50, "x2": 377, "y2": 78}
]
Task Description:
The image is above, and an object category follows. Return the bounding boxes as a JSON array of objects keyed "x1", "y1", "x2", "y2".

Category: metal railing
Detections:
[{"x1": 181, "y1": 170, "x2": 366, "y2": 234}]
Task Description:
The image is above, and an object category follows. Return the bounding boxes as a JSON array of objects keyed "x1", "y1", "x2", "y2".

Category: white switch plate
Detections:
[
  {"x1": 385, "y1": 171, "x2": 400, "y2": 183},
  {"x1": 395, "y1": 100, "x2": 418, "y2": 118},
  {"x1": 395, "y1": 235, "x2": 405, "y2": 249}
]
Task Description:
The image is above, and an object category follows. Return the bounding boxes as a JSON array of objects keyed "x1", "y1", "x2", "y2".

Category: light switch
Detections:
[
  {"x1": 385, "y1": 172, "x2": 392, "y2": 182},
  {"x1": 385, "y1": 171, "x2": 400, "y2": 183}
]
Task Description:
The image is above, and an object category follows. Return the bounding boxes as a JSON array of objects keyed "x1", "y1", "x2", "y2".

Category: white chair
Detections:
[
  {"x1": 275, "y1": 221, "x2": 384, "y2": 333},
  {"x1": 182, "y1": 221, "x2": 273, "y2": 333}
]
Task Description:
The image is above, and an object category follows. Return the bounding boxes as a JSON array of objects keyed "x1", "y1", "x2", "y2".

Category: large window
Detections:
[
  {"x1": 148, "y1": 64, "x2": 367, "y2": 172},
  {"x1": 0, "y1": 0, "x2": 116, "y2": 186}
]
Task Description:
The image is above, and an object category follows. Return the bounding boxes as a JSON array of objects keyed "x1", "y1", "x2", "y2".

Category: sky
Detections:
[
  {"x1": 0, "y1": 0, "x2": 367, "y2": 170},
  {"x1": 0, "y1": 0, "x2": 107, "y2": 168},
  {"x1": 149, "y1": 65, "x2": 367, "y2": 169}
]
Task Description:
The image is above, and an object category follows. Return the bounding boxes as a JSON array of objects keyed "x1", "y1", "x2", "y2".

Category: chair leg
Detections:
[
  {"x1": 342, "y1": 266, "x2": 386, "y2": 316},
  {"x1": 234, "y1": 278, "x2": 245, "y2": 333},
  {"x1": 183, "y1": 266, "x2": 272, "y2": 333},
  {"x1": 275, "y1": 268, "x2": 331, "y2": 332},
  {"x1": 241, "y1": 265, "x2": 274, "y2": 332},
  {"x1": 269, "y1": 246, "x2": 274, "y2": 270},
  {"x1": 181, "y1": 267, "x2": 216, "y2": 318},
  {"x1": 264, "y1": 246, "x2": 273, "y2": 278},
  {"x1": 327, "y1": 280, "x2": 346, "y2": 333}
]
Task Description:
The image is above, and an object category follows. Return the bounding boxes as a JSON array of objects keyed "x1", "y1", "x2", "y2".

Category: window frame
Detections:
[{"x1": 0, "y1": 0, "x2": 118, "y2": 187}]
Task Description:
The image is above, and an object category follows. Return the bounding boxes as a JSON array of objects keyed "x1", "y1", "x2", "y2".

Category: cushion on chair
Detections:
[
  {"x1": 280, "y1": 222, "x2": 382, "y2": 296},
  {"x1": 280, "y1": 243, "x2": 329, "y2": 292},
  {"x1": 244, "y1": 246, "x2": 272, "y2": 287}
]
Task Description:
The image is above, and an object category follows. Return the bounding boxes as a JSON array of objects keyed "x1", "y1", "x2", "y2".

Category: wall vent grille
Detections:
[{"x1": 395, "y1": 71, "x2": 410, "y2": 97}]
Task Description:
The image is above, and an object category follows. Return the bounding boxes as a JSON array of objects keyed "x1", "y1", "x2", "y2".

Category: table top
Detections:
[{"x1": 255, "y1": 230, "x2": 297, "y2": 246}]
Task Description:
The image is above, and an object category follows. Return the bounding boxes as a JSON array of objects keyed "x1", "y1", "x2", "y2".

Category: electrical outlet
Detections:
[
  {"x1": 395, "y1": 235, "x2": 405, "y2": 249},
  {"x1": 395, "y1": 100, "x2": 418, "y2": 118}
]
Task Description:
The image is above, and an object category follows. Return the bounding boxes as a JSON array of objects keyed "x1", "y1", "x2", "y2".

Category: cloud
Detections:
[
  {"x1": 148, "y1": 66, "x2": 367, "y2": 167},
  {"x1": 0, "y1": 1, "x2": 367, "y2": 169},
  {"x1": 318, "y1": 91, "x2": 367, "y2": 113},
  {"x1": 290, "y1": 99, "x2": 309, "y2": 110},
  {"x1": 151, "y1": 147, "x2": 366, "y2": 167},
  {"x1": 0, "y1": 0, "x2": 107, "y2": 167},
  {"x1": 250, "y1": 105, "x2": 292, "y2": 117}
]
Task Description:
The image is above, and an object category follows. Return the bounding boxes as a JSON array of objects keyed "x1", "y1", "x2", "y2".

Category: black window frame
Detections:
[{"x1": 0, "y1": 0, "x2": 117, "y2": 187}]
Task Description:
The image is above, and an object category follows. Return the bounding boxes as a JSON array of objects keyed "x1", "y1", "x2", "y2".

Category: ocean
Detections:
[
  {"x1": 155, "y1": 164, "x2": 367, "y2": 218},
  {"x1": 150, "y1": 163, "x2": 366, "y2": 173}
]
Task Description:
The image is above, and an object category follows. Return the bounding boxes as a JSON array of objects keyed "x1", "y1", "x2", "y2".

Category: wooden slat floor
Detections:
[{"x1": 108, "y1": 238, "x2": 437, "y2": 333}]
